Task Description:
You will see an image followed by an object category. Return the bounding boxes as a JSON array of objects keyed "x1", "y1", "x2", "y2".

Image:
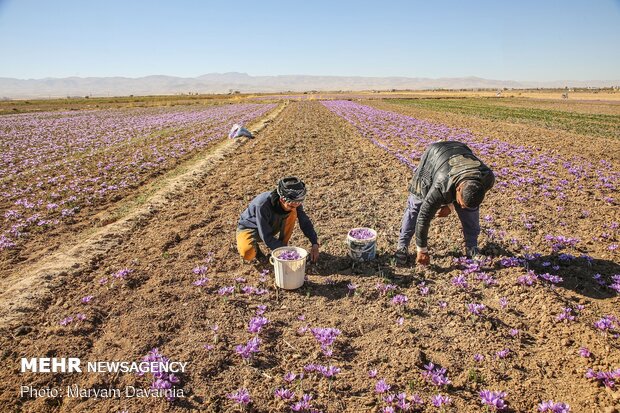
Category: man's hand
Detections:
[
  {"x1": 435, "y1": 205, "x2": 452, "y2": 218},
  {"x1": 310, "y1": 244, "x2": 320, "y2": 263},
  {"x1": 416, "y1": 251, "x2": 430, "y2": 266}
]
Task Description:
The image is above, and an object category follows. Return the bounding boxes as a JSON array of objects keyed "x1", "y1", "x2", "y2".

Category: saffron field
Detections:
[{"x1": 0, "y1": 97, "x2": 618, "y2": 412}]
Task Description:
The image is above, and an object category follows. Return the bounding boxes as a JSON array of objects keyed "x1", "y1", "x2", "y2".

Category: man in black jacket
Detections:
[{"x1": 396, "y1": 141, "x2": 495, "y2": 266}]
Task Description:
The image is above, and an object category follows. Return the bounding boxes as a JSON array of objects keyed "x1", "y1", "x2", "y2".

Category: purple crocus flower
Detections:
[
  {"x1": 81, "y1": 295, "x2": 94, "y2": 304},
  {"x1": 227, "y1": 388, "x2": 252, "y2": 405},
  {"x1": 368, "y1": 369, "x2": 378, "y2": 378},
  {"x1": 283, "y1": 372, "x2": 297, "y2": 382},
  {"x1": 192, "y1": 277, "x2": 209, "y2": 286},
  {"x1": 431, "y1": 394, "x2": 452, "y2": 407},
  {"x1": 375, "y1": 379, "x2": 391, "y2": 394},
  {"x1": 479, "y1": 389, "x2": 507, "y2": 410},
  {"x1": 392, "y1": 294, "x2": 409, "y2": 305},
  {"x1": 274, "y1": 387, "x2": 295, "y2": 400},
  {"x1": 217, "y1": 286, "x2": 234, "y2": 296},
  {"x1": 496, "y1": 349, "x2": 511, "y2": 359},
  {"x1": 474, "y1": 354, "x2": 485, "y2": 362},
  {"x1": 538, "y1": 400, "x2": 570, "y2": 412},
  {"x1": 248, "y1": 316, "x2": 269, "y2": 334},
  {"x1": 468, "y1": 303, "x2": 486, "y2": 316},
  {"x1": 291, "y1": 394, "x2": 313, "y2": 411},
  {"x1": 578, "y1": 347, "x2": 591, "y2": 358}
]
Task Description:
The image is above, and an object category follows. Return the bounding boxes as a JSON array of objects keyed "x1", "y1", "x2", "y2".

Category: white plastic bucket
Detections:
[
  {"x1": 269, "y1": 246, "x2": 308, "y2": 290},
  {"x1": 347, "y1": 228, "x2": 377, "y2": 262}
]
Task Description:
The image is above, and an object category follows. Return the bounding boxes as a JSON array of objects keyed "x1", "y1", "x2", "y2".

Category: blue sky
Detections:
[{"x1": 0, "y1": 0, "x2": 619, "y2": 81}]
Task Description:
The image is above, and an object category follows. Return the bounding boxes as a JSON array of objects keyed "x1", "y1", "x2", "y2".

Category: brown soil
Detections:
[{"x1": 1, "y1": 101, "x2": 618, "y2": 412}]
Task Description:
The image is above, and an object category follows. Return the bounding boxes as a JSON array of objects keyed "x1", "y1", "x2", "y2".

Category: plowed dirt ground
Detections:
[{"x1": 1, "y1": 100, "x2": 618, "y2": 412}]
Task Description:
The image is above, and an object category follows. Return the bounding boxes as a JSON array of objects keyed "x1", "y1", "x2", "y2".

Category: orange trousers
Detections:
[{"x1": 236, "y1": 209, "x2": 297, "y2": 261}]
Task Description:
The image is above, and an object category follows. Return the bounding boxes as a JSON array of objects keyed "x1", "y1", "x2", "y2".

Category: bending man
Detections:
[
  {"x1": 396, "y1": 141, "x2": 495, "y2": 266},
  {"x1": 237, "y1": 177, "x2": 319, "y2": 263}
]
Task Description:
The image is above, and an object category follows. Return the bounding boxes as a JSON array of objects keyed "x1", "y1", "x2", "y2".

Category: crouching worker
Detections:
[
  {"x1": 237, "y1": 177, "x2": 320, "y2": 263},
  {"x1": 396, "y1": 141, "x2": 495, "y2": 266}
]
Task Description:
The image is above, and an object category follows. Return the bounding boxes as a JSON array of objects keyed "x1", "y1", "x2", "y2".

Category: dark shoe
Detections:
[
  {"x1": 394, "y1": 248, "x2": 409, "y2": 266},
  {"x1": 466, "y1": 246, "x2": 486, "y2": 261}
]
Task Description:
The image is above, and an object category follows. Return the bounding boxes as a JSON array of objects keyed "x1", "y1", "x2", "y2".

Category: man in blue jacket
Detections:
[
  {"x1": 396, "y1": 141, "x2": 495, "y2": 266},
  {"x1": 237, "y1": 177, "x2": 320, "y2": 263}
]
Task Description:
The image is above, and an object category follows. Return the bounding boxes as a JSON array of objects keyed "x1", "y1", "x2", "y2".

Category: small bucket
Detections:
[
  {"x1": 269, "y1": 246, "x2": 308, "y2": 290},
  {"x1": 347, "y1": 228, "x2": 377, "y2": 262}
]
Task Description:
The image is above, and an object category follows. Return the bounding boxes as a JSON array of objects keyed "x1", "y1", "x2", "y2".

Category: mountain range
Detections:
[{"x1": 1, "y1": 72, "x2": 618, "y2": 99}]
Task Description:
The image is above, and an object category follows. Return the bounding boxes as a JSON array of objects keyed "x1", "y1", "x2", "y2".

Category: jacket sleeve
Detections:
[
  {"x1": 415, "y1": 187, "x2": 443, "y2": 249},
  {"x1": 482, "y1": 169, "x2": 495, "y2": 191},
  {"x1": 296, "y1": 206, "x2": 319, "y2": 245},
  {"x1": 255, "y1": 204, "x2": 285, "y2": 250}
]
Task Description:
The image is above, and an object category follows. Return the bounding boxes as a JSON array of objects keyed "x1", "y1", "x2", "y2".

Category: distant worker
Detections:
[
  {"x1": 237, "y1": 177, "x2": 320, "y2": 263},
  {"x1": 229, "y1": 123, "x2": 254, "y2": 139},
  {"x1": 395, "y1": 141, "x2": 495, "y2": 266}
]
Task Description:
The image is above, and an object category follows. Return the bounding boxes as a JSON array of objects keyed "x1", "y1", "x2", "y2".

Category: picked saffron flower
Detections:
[
  {"x1": 396, "y1": 317, "x2": 404, "y2": 325},
  {"x1": 76, "y1": 313, "x2": 86, "y2": 321},
  {"x1": 474, "y1": 354, "x2": 485, "y2": 362},
  {"x1": 347, "y1": 283, "x2": 358, "y2": 294},
  {"x1": 438, "y1": 301, "x2": 448, "y2": 309},
  {"x1": 349, "y1": 228, "x2": 375, "y2": 240},
  {"x1": 98, "y1": 277, "x2": 108, "y2": 285},
  {"x1": 392, "y1": 294, "x2": 408, "y2": 305},
  {"x1": 203, "y1": 344, "x2": 214, "y2": 351},
  {"x1": 418, "y1": 283, "x2": 430, "y2": 295},
  {"x1": 538, "y1": 400, "x2": 570, "y2": 412},
  {"x1": 227, "y1": 388, "x2": 252, "y2": 406},
  {"x1": 278, "y1": 250, "x2": 302, "y2": 260},
  {"x1": 499, "y1": 297, "x2": 508, "y2": 309},
  {"x1": 80, "y1": 295, "x2": 94, "y2": 304},
  {"x1": 431, "y1": 394, "x2": 452, "y2": 407},
  {"x1": 234, "y1": 277, "x2": 246, "y2": 283},
  {"x1": 274, "y1": 387, "x2": 295, "y2": 400},
  {"x1": 381, "y1": 406, "x2": 395, "y2": 413},
  {"x1": 578, "y1": 347, "x2": 591, "y2": 358},
  {"x1": 368, "y1": 369, "x2": 378, "y2": 378},
  {"x1": 298, "y1": 325, "x2": 308, "y2": 335},
  {"x1": 375, "y1": 379, "x2": 391, "y2": 394},
  {"x1": 509, "y1": 328, "x2": 519, "y2": 337},
  {"x1": 248, "y1": 316, "x2": 269, "y2": 334},
  {"x1": 479, "y1": 389, "x2": 507, "y2": 410},
  {"x1": 256, "y1": 305, "x2": 267, "y2": 315}
]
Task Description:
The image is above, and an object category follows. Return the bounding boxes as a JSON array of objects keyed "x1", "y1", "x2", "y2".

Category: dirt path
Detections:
[{"x1": 1, "y1": 101, "x2": 618, "y2": 412}]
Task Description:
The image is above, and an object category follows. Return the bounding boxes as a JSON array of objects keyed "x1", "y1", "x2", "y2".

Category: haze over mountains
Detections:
[{"x1": 1, "y1": 72, "x2": 618, "y2": 99}]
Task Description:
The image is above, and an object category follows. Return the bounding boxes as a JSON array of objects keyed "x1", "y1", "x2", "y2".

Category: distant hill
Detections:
[{"x1": 0, "y1": 72, "x2": 618, "y2": 99}]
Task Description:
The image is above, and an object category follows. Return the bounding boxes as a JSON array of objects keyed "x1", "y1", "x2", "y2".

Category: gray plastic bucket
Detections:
[{"x1": 347, "y1": 228, "x2": 377, "y2": 262}]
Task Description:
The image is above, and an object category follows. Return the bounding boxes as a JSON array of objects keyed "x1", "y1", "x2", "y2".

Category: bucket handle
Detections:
[{"x1": 269, "y1": 256, "x2": 276, "y2": 265}]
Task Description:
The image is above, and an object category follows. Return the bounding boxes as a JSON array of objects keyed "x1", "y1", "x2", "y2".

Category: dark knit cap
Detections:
[{"x1": 277, "y1": 177, "x2": 306, "y2": 202}]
